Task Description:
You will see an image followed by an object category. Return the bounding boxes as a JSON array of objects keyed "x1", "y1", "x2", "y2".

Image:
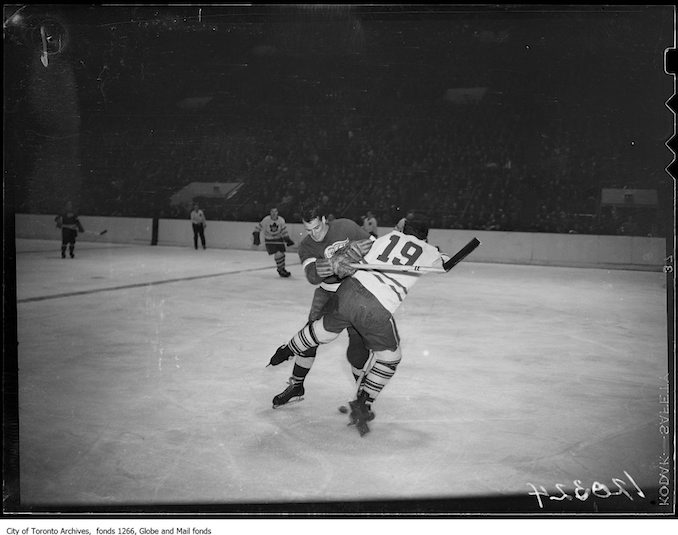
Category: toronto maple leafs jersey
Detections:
[{"x1": 255, "y1": 215, "x2": 290, "y2": 244}]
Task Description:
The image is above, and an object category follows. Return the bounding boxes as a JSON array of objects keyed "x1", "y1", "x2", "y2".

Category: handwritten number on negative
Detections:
[{"x1": 527, "y1": 472, "x2": 644, "y2": 509}]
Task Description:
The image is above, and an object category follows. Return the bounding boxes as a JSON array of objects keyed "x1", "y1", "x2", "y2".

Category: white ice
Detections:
[{"x1": 13, "y1": 238, "x2": 669, "y2": 509}]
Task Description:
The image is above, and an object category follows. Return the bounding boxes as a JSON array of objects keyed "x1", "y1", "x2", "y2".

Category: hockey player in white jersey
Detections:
[
  {"x1": 268, "y1": 213, "x2": 445, "y2": 436},
  {"x1": 253, "y1": 207, "x2": 295, "y2": 277}
]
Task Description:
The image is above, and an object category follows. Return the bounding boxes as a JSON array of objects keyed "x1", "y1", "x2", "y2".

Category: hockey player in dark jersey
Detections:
[
  {"x1": 54, "y1": 201, "x2": 85, "y2": 258},
  {"x1": 271, "y1": 205, "x2": 375, "y2": 408}
]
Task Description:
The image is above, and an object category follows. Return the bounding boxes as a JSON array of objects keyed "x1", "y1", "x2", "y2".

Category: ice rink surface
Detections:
[{"x1": 10, "y1": 238, "x2": 671, "y2": 514}]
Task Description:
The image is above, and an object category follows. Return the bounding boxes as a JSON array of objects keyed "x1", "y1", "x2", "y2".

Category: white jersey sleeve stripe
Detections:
[{"x1": 369, "y1": 271, "x2": 407, "y2": 303}]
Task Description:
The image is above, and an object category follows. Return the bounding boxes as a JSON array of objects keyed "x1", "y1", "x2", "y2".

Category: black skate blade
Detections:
[
  {"x1": 272, "y1": 396, "x2": 304, "y2": 409},
  {"x1": 347, "y1": 420, "x2": 370, "y2": 436}
]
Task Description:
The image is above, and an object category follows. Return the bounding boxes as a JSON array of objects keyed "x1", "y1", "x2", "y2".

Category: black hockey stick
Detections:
[
  {"x1": 82, "y1": 229, "x2": 108, "y2": 236},
  {"x1": 351, "y1": 237, "x2": 481, "y2": 273},
  {"x1": 441, "y1": 237, "x2": 481, "y2": 272}
]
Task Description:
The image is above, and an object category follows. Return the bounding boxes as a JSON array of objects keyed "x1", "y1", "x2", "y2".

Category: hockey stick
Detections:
[
  {"x1": 351, "y1": 263, "x2": 446, "y2": 273},
  {"x1": 441, "y1": 237, "x2": 481, "y2": 271},
  {"x1": 82, "y1": 229, "x2": 108, "y2": 236},
  {"x1": 350, "y1": 237, "x2": 481, "y2": 273}
]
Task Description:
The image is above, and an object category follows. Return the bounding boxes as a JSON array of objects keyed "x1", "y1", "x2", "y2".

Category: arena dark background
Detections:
[{"x1": 3, "y1": 4, "x2": 675, "y2": 237}]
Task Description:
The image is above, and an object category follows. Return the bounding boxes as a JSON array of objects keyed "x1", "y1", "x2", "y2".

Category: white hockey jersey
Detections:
[
  {"x1": 256, "y1": 215, "x2": 290, "y2": 243},
  {"x1": 353, "y1": 230, "x2": 443, "y2": 314}
]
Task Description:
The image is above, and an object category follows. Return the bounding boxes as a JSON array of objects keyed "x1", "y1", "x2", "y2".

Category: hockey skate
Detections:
[
  {"x1": 278, "y1": 268, "x2": 291, "y2": 278},
  {"x1": 268, "y1": 344, "x2": 294, "y2": 366},
  {"x1": 338, "y1": 404, "x2": 375, "y2": 422},
  {"x1": 272, "y1": 378, "x2": 305, "y2": 408},
  {"x1": 347, "y1": 390, "x2": 374, "y2": 437}
]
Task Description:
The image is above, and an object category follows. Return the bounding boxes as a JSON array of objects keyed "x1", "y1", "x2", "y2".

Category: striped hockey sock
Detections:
[
  {"x1": 288, "y1": 319, "x2": 339, "y2": 355},
  {"x1": 291, "y1": 349, "x2": 316, "y2": 382},
  {"x1": 274, "y1": 252, "x2": 285, "y2": 272},
  {"x1": 360, "y1": 357, "x2": 401, "y2": 403}
]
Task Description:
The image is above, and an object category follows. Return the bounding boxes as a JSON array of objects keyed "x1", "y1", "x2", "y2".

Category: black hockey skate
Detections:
[
  {"x1": 347, "y1": 391, "x2": 374, "y2": 437},
  {"x1": 272, "y1": 378, "x2": 305, "y2": 408},
  {"x1": 268, "y1": 344, "x2": 294, "y2": 367},
  {"x1": 278, "y1": 268, "x2": 291, "y2": 278},
  {"x1": 339, "y1": 404, "x2": 375, "y2": 421}
]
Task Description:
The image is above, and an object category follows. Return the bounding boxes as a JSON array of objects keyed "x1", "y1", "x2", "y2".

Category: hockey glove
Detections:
[
  {"x1": 344, "y1": 239, "x2": 374, "y2": 262},
  {"x1": 284, "y1": 236, "x2": 295, "y2": 246},
  {"x1": 329, "y1": 254, "x2": 357, "y2": 278},
  {"x1": 252, "y1": 231, "x2": 261, "y2": 246},
  {"x1": 315, "y1": 258, "x2": 334, "y2": 279}
]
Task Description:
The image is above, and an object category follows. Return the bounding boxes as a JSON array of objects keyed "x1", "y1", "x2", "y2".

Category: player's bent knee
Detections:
[
  {"x1": 373, "y1": 347, "x2": 402, "y2": 367},
  {"x1": 311, "y1": 318, "x2": 340, "y2": 344}
]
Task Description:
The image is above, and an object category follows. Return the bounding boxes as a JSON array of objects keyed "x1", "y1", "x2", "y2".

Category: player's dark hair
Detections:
[
  {"x1": 300, "y1": 205, "x2": 324, "y2": 223},
  {"x1": 403, "y1": 213, "x2": 430, "y2": 241}
]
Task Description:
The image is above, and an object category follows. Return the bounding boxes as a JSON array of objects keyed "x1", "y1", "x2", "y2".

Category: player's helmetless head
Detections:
[
  {"x1": 403, "y1": 213, "x2": 430, "y2": 241},
  {"x1": 270, "y1": 207, "x2": 279, "y2": 219},
  {"x1": 302, "y1": 214, "x2": 329, "y2": 242}
]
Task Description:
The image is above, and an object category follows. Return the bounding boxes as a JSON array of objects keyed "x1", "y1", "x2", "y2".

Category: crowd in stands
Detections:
[
  {"x1": 10, "y1": 13, "x2": 668, "y2": 238},
  {"x1": 68, "y1": 88, "x2": 665, "y2": 238}
]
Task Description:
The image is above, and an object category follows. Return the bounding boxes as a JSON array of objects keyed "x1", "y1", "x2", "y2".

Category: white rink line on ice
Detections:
[{"x1": 16, "y1": 247, "x2": 133, "y2": 255}]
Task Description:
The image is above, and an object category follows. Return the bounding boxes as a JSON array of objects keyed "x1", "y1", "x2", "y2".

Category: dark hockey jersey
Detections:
[
  {"x1": 55, "y1": 211, "x2": 84, "y2": 232},
  {"x1": 298, "y1": 218, "x2": 370, "y2": 291}
]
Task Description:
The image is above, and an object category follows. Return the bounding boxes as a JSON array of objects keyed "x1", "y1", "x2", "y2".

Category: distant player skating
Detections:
[
  {"x1": 253, "y1": 207, "x2": 295, "y2": 278},
  {"x1": 54, "y1": 201, "x2": 84, "y2": 258}
]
